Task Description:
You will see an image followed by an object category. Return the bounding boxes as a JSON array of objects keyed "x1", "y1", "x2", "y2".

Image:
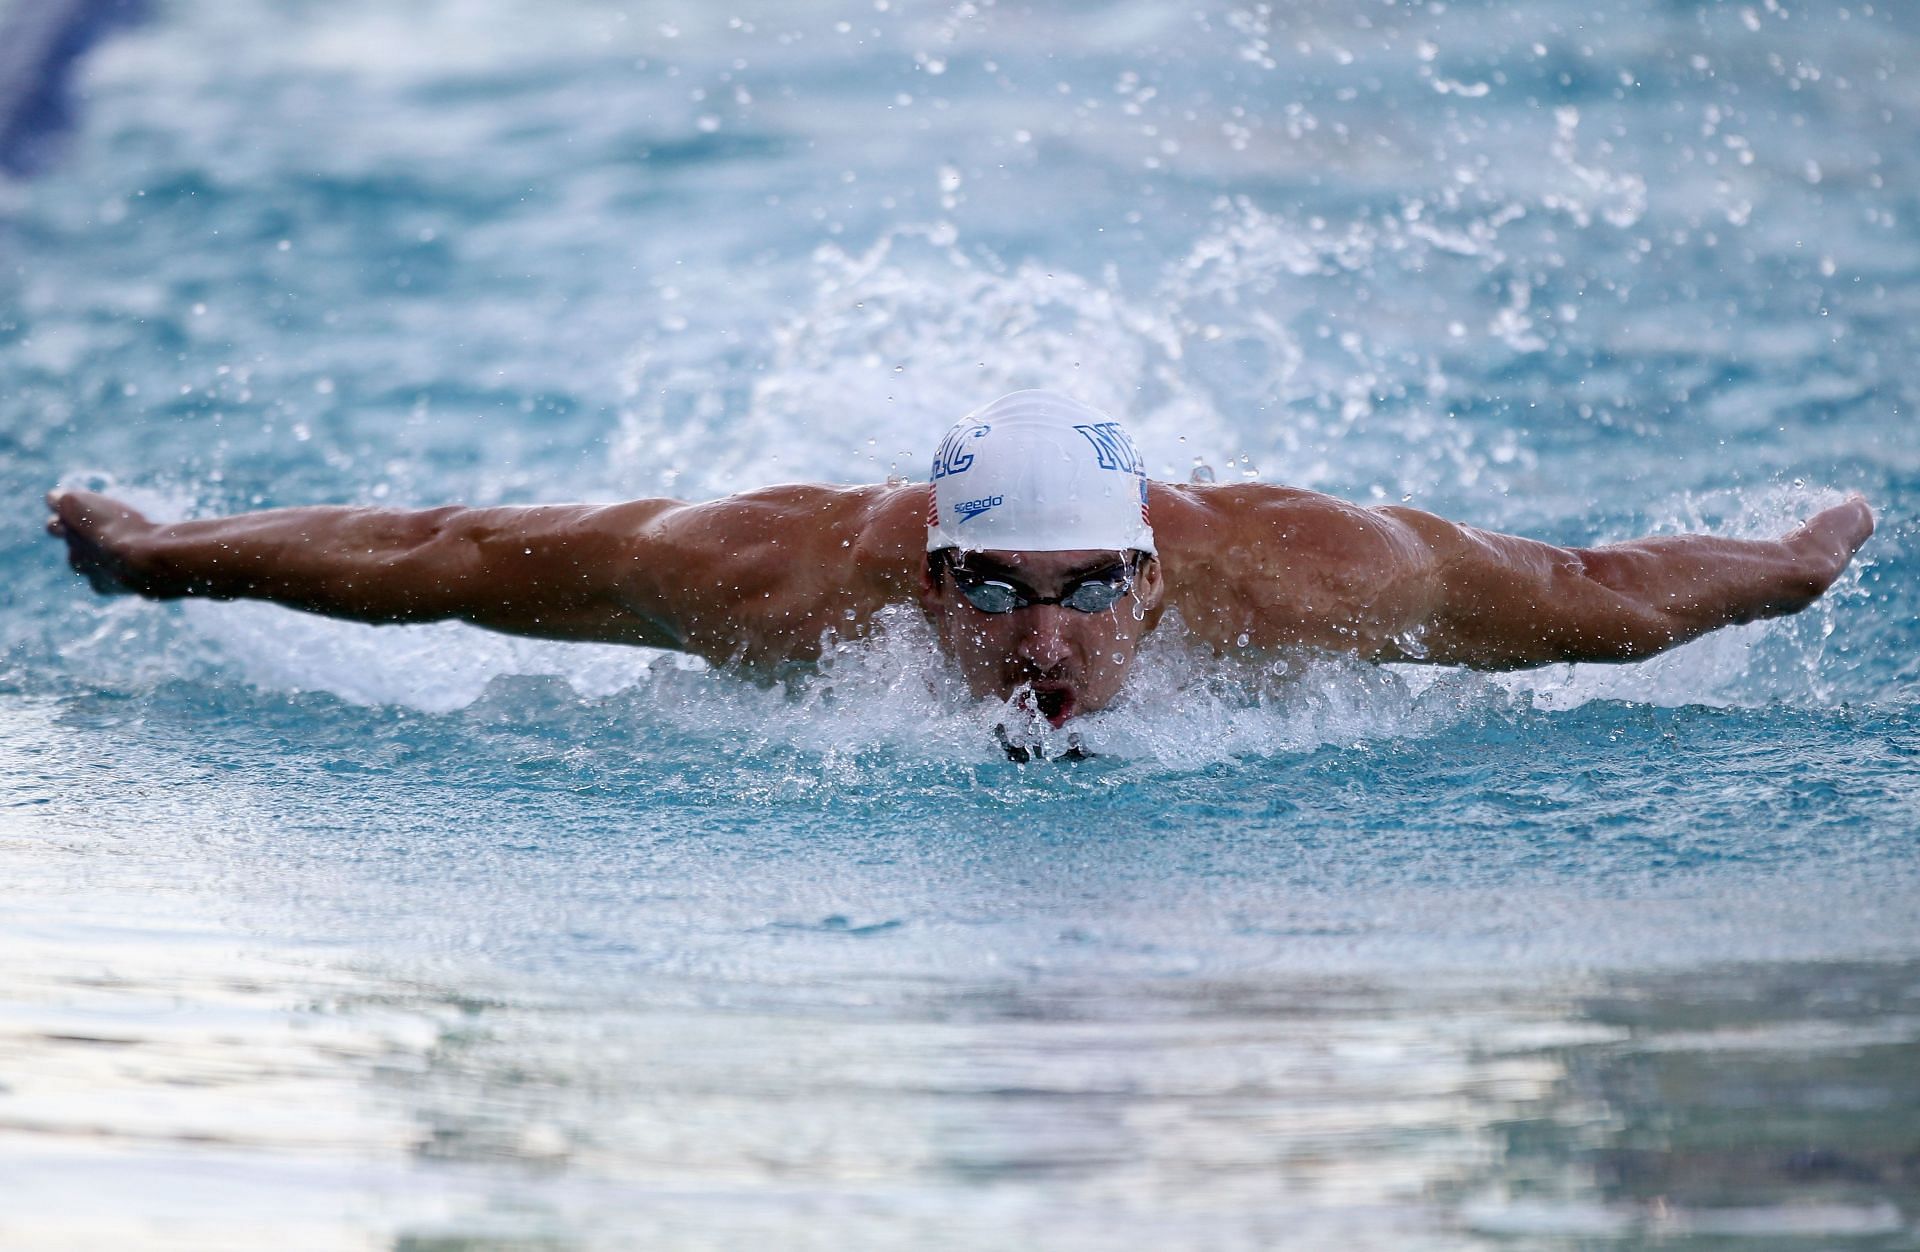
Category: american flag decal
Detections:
[{"x1": 926, "y1": 483, "x2": 939, "y2": 529}]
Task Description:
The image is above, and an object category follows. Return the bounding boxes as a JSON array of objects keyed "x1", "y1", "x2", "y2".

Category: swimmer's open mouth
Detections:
[{"x1": 1031, "y1": 683, "x2": 1076, "y2": 727}]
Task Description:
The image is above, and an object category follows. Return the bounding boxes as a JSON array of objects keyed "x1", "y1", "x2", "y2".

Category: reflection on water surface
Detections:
[{"x1": 5, "y1": 837, "x2": 1916, "y2": 1250}]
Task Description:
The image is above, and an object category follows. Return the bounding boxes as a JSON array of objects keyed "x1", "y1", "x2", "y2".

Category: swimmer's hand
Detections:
[
  {"x1": 45, "y1": 490, "x2": 162, "y2": 597},
  {"x1": 1786, "y1": 495, "x2": 1875, "y2": 583}
]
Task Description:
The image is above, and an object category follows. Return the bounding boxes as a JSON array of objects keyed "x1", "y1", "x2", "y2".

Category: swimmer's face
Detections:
[{"x1": 919, "y1": 548, "x2": 1165, "y2": 727}]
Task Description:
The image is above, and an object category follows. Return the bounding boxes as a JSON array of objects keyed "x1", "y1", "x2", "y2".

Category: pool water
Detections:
[{"x1": 2, "y1": 1, "x2": 1917, "y2": 1247}]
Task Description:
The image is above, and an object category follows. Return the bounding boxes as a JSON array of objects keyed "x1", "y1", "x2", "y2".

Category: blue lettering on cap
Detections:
[
  {"x1": 1073, "y1": 422, "x2": 1143, "y2": 474},
  {"x1": 955, "y1": 495, "x2": 1003, "y2": 523},
  {"x1": 932, "y1": 424, "x2": 991, "y2": 479}
]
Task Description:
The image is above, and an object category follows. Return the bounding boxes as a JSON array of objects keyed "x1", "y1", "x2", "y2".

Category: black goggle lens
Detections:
[
  {"x1": 950, "y1": 564, "x2": 1135, "y2": 615},
  {"x1": 1059, "y1": 579, "x2": 1129, "y2": 613},
  {"x1": 956, "y1": 579, "x2": 1021, "y2": 613}
]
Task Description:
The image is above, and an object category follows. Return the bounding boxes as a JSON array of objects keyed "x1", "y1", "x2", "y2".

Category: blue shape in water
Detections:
[{"x1": 0, "y1": 0, "x2": 149, "y2": 176}]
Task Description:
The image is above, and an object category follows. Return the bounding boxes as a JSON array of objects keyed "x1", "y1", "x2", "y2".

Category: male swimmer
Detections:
[{"x1": 47, "y1": 390, "x2": 1874, "y2": 728}]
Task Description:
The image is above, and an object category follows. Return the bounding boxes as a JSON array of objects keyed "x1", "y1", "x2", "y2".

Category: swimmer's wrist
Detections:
[
  {"x1": 124, "y1": 524, "x2": 222, "y2": 600},
  {"x1": 117, "y1": 528, "x2": 180, "y2": 599}
]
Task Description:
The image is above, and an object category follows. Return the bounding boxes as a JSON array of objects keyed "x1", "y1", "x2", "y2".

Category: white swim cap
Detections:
[{"x1": 926, "y1": 390, "x2": 1155, "y2": 555}]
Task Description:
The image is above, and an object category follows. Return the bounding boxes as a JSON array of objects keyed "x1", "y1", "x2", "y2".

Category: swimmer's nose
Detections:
[{"x1": 1014, "y1": 604, "x2": 1073, "y2": 669}]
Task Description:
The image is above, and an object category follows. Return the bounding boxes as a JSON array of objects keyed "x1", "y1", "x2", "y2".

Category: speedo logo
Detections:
[{"x1": 954, "y1": 495, "x2": 1004, "y2": 523}]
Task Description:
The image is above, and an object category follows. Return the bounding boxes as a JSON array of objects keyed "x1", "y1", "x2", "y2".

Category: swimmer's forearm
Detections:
[
  {"x1": 1571, "y1": 501, "x2": 1871, "y2": 651},
  {"x1": 1415, "y1": 498, "x2": 1873, "y2": 667},
  {"x1": 127, "y1": 505, "x2": 475, "y2": 615},
  {"x1": 1577, "y1": 538, "x2": 1830, "y2": 638},
  {"x1": 117, "y1": 501, "x2": 685, "y2": 643}
]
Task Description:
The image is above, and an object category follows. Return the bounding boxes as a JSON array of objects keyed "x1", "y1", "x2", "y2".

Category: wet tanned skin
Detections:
[{"x1": 46, "y1": 480, "x2": 1873, "y2": 720}]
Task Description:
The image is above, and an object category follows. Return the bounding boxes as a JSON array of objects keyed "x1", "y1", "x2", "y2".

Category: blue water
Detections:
[{"x1": 2, "y1": 1, "x2": 1918, "y2": 1247}]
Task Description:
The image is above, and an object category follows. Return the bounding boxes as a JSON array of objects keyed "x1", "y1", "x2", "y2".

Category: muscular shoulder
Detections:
[
  {"x1": 1150, "y1": 482, "x2": 1425, "y2": 573},
  {"x1": 1146, "y1": 482, "x2": 1438, "y2": 652},
  {"x1": 637, "y1": 483, "x2": 914, "y2": 562},
  {"x1": 624, "y1": 481, "x2": 925, "y2": 667}
]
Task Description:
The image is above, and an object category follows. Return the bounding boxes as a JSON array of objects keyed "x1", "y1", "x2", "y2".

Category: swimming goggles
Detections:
[{"x1": 946, "y1": 556, "x2": 1140, "y2": 615}]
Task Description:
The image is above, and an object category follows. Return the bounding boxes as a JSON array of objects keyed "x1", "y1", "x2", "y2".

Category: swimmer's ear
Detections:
[
  {"x1": 1135, "y1": 554, "x2": 1165, "y2": 611},
  {"x1": 917, "y1": 551, "x2": 949, "y2": 618}
]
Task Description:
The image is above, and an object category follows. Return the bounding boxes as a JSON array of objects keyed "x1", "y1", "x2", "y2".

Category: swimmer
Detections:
[{"x1": 46, "y1": 390, "x2": 1873, "y2": 729}]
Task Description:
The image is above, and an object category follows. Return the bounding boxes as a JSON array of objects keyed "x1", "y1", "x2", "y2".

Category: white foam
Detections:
[{"x1": 183, "y1": 602, "x2": 657, "y2": 714}]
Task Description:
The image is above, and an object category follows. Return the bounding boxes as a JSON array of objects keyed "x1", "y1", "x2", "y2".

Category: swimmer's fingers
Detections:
[
  {"x1": 1804, "y1": 496, "x2": 1874, "y2": 552},
  {"x1": 45, "y1": 489, "x2": 152, "y2": 596},
  {"x1": 44, "y1": 490, "x2": 70, "y2": 538},
  {"x1": 1786, "y1": 496, "x2": 1874, "y2": 582}
]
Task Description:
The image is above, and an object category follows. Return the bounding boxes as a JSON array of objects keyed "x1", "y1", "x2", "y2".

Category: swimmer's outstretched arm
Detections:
[
  {"x1": 1376, "y1": 496, "x2": 1875, "y2": 668},
  {"x1": 1155, "y1": 485, "x2": 1873, "y2": 668},
  {"x1": 45, "y1": 485, "x2": 924, "y2": 669}
]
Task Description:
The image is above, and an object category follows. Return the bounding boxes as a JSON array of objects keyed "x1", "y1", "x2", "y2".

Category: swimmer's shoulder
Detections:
[
  {"x1": 696, "y1": 481, "x2": 923, "y2": 597},
  {"x1": 1147, "y1": 481, "x2": 1370, "y2": 556},
  {"x1": 850, "y1": 482, "x2": 934, "y2": 595},
  {"x1": 1149, "y1": 482, "x2": 1429, "y2": 652},
  {"x1": 643, "y1": 481, "x2": 919, "y2": 534}
]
